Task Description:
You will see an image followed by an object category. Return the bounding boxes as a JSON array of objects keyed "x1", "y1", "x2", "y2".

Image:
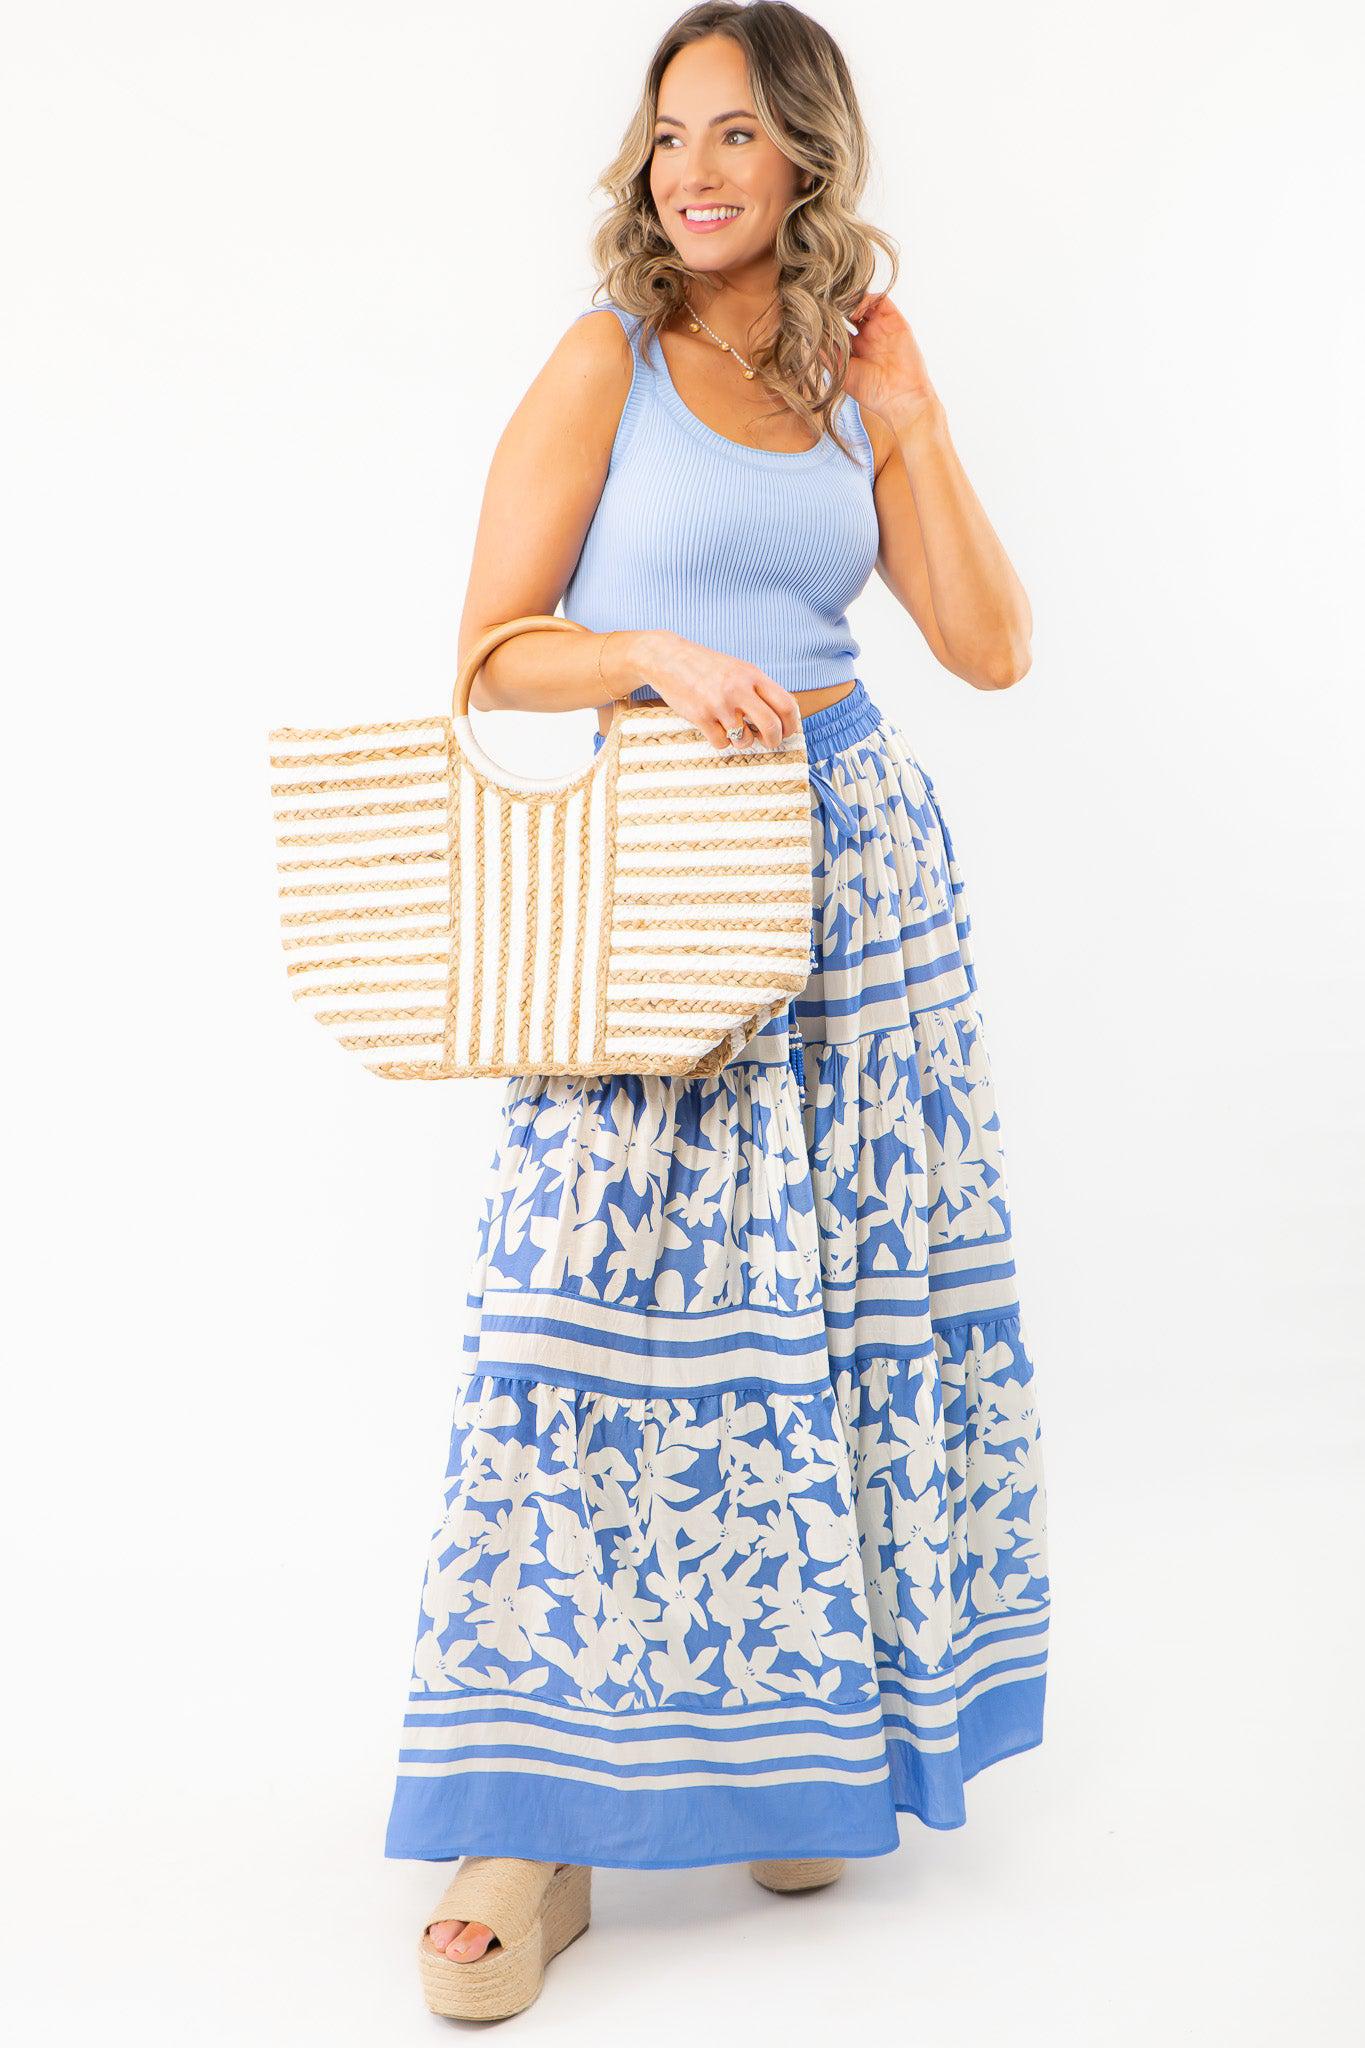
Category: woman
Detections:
[{"x1": 388, "y1": 1, "x2": 1051, "y2": 2017}]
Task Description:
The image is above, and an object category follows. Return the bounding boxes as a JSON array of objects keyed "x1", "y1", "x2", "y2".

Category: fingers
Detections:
[
  {"x1": 712, "y1": 672, "x2": 793, "y2": 752},
  {"x1": 751, "y1": 675, "x2": 801, "y2": 742},
  {"x1": 682, "y1": 662, "x2": 799, "y2": 751},
  {"x1": 701, "y1": 712, "x2": 769, "y2": 752},
  {"x1": 704, "y1": 706, "x2": 785, "y2": 754}
]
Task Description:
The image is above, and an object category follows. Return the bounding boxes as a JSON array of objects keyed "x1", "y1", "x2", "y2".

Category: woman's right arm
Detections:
[{"x1": 458, "y1": 310, "x2": 798, "y2": 751}]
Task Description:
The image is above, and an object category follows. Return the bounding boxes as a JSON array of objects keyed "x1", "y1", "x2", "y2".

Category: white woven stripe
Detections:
[
  {"x1": 273, "y1": 720, "x2": 447, "y2": 748},
  {"x1": 612, "y1": 909, "x2": 807, "y2": 943},
  {"x1": 278, "y1": 824, "x2": 447, "y2": 860},
  {"x1": 478, "y1": 782, "x2": 505, "y2": 1064},
  {"x1": 613, "y1": 846, "x2": 809, "y2": 874},
  {"x1": 613, "y1": 820, "x2": 809, "y2": 849},
  {"x1": 610, "y1": 932, "x2": 805, "y2": 957},
  {"x1": 454, "y1": 761, "x2": 478, "y2": 1065},
  {"x1": 616, "y1": 713, "x2": 714, "y2": 740},
  {"x1": 601, "y1": 1034, "x2": 762, "y2": 1065},
  {"x1": 288, "y1": 958, "x2": 444, "y2": 997},
  {"x1": 617, "y1": 784, "x2": 808, "y2": 811},
  {"x1": 553, "y1": 788, "x2": 583, "y2": 1065},
  {"x1": 576, "y1": 767, "x2": 607, "y2": 1063},
  {"x1": 526, "y1": 797, "x2": 556, "y2": 1065},
  {"x1": 613, "y1": 863, "x2": 809, "y2": 889},
  {"x1": 617, "y1": 783, "x2": 809, "y2": 812},
  {"x1": 271, "y1": 727, "x2": 455, "y2": 1052},
  {"x1": 617, "y1": 780, "x2": 807, "y2": 813},
  {"x1": 617, "y1": 726, "x2": 803, "y2": 758},
  {"x1": 605, "y1": 979, "x2": 795, "y2": 1006},
  {"x1": 501, "y1": 800, "x2": 530, "y2": 1064},
  {"x1": 602, "y1": 1027, "x2": 734, "y2": 1056},
  {"x1": 613, "y1": 712, "x2": 818, "y2": 1048},
  {"x1": 618, "y1": 757, "x2": 806, "y2": 786},
  {"x1": 607, "y1": 938, "x2": 807, "y2": 962},
  {"x1": 273, "y1": 703, "x2": 817, "y2": 1076}
]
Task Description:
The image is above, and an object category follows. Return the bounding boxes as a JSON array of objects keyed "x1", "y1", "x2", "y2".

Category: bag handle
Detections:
[{"x1": 451, "y1": 613, "x2": 593, "y2": 720}]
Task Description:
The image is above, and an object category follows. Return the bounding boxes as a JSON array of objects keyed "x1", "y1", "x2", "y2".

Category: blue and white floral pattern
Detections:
[{"x1": 385, "y1": 683, "x2": 1050, "y2": 1869}]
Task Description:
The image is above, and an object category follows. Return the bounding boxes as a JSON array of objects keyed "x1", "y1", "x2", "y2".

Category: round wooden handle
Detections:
[{"x1": 451, "y1": 613, "x2": 592, "y2": 719}]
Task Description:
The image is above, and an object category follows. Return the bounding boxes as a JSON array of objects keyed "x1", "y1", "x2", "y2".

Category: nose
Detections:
[{"x1": 675, "y1": 143, "x2": 726, "y2": 192}]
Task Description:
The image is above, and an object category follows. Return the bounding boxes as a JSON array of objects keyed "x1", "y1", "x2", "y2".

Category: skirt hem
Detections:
[{"x1": 382, "y1": 1680, "x2": 1047, "y2": 1869}]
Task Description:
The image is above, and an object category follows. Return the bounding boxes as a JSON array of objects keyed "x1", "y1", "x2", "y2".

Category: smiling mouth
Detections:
[{"x1": 680, "y1": 205, "x2": 744, "y2": 221}]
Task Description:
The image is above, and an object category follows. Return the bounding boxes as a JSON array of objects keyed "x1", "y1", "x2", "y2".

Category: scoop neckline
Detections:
[{"x1": 644, "y1": 319, "x2": 845, "y2": 471}]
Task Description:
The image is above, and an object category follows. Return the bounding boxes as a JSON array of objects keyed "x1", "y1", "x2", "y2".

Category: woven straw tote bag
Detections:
[{"x1": 268, "y1": 613, "x2": 816, "y2": 1080}]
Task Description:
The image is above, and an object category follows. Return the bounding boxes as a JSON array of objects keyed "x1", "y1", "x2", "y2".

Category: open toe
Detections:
[
  {"x1": 422, "y1": 1916, "x2": 497, "y2": 1963},
  {"x1": 417, "y1": 1857, "x2": 591, "y2": 2020}
]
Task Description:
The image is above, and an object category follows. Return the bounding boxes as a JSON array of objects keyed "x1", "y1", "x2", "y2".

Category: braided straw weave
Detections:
[
  {"x1": 269, "y1": 613, "x2": 815, "y2": 1081},
  {"x1": 750, "y1": 1857, "x2": 847, "y2": 1892},
  {"x1": 417, "y1": 1858, "x2": 592, "y2": 2021}
]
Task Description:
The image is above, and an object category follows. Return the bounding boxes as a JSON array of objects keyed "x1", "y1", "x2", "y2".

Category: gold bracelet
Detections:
[{"x1": 597, "y1": 629, "x2": 627, "y2": 699}]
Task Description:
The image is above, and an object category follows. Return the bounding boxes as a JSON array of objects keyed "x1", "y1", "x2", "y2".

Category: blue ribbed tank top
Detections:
[{"x1": 562, "y1": 300, "x2": 880, "y2": 703}]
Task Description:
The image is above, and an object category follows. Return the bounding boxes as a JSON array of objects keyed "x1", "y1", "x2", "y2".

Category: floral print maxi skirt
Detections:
[{"x1": 383, "y1": 680, "x2": 1050, "y2": 1869}]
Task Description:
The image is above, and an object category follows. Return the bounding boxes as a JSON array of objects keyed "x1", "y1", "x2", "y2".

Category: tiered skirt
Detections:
[{"x1": 384, "y1": 679, "x2": 1050, "y2": 1869}]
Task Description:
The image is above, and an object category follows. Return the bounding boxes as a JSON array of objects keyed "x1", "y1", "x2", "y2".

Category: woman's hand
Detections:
[
  {"x1": 838, "y1": 292, "x2": 939, "y2": 431},
  {"x1": 617, "y1": 630, "x2": 801, "y2": 751}
]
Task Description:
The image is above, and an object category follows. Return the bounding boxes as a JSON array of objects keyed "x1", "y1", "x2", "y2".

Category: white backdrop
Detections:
[{"x1": 4, "y1": 3, "x2": 1362, "y2": 2041}]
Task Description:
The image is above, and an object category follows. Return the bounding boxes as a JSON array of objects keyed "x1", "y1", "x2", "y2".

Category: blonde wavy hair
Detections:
[{"x1": 587, "y1": 0, "x2": 899, "y2": 465}]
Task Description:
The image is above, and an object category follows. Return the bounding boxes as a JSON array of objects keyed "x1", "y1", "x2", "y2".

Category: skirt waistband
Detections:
[{"x1": 797, "y1": 678, "x2": 884, "y2": 756}]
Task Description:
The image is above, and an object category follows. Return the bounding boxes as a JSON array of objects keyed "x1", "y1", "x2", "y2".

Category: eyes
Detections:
[{"x1": 653, "y1": 127, "x2": 754, "y2": 150}]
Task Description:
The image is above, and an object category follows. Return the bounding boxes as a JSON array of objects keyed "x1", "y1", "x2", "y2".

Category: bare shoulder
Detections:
[
  {"x1": 507, "y1": 307, "x2": 635, "y2": 470},
  {"x1": 459, "y1": 309, "x2": 638, "y2": 645},
  {"x1": 545, "y1": 305, "x2": 634, "y2": 388}
]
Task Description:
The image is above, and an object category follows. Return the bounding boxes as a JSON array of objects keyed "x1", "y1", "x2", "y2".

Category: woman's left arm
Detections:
[{"x1": 843, "y1": 292, "x2": 1033, "y2": 691}]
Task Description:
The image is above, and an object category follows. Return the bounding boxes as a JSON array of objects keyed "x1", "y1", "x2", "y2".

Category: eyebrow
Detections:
[{"x1": 654, "y1": 109, "x2": 757, "y2": 128}]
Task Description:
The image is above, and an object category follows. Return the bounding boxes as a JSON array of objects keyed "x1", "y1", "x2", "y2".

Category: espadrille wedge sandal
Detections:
[
  {"x1": 749, "y1": 1858, "x2": 846, "y2": 1893},
  {"x1": 417, "y1": 1856, "x2": 592, "y2": 2021}
]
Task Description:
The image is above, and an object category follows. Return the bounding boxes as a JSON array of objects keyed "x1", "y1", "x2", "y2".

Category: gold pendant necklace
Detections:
[{"x1": 681, "y1": 296, "x2": 758, "y2": 379}]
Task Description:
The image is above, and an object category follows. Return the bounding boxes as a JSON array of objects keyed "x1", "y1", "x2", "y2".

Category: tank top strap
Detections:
[
  {"x1": 562, "y1": 295, "x2": 879, "y2": 702},
  {"x1": 575, "y1": 301, "x2": 872, "y2": 482},
  {"x1": 573, "y1": 299, "x2": 643, "y2": 353},
  {"x1": 572, "y1": 301, "x2": 652, "y2": 470}
]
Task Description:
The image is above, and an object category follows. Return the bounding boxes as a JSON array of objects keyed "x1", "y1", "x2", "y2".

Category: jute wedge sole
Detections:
[
  {"x1": 417, "y1": 1857, "x2": 592, "y2": 2021},
  {"x1": 749, "y1": 1858, "x2": 846, "y2": 1893}
]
